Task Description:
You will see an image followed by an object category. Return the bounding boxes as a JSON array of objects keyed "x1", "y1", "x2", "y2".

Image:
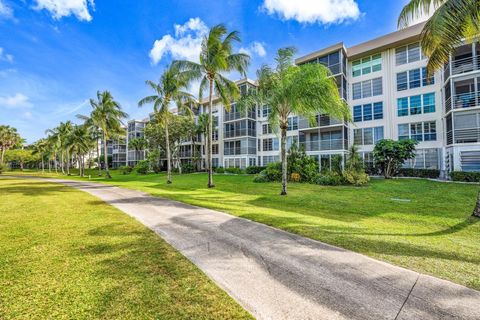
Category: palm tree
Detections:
[
  {"x1": 78, "y1": 115, "x2": 103, "y2": 176},
  {"x1": 398, "y1": 0, "x2": 480, "y2": 75},
  {"x1": 138, "y1": 63, "x2": 194, "y2": 184},
  {"x1": 66, "y1": 125, "x2": 92, "y2": 177},
  {"x1": 32, "y1": 138, "x2": 48, "y2": 173},
  {"x1": 46, "y1": 121, "x2": 73, "y2": 175},
  {"x1": 0, "y1": 125, "x2": 22, "y2": 165},
  {"x1": 174, "y1": 24, "x2": 250, "y2": 188},
  {"x1": 238, "y1": 47, "x2": 350, "y2": 195},
  {"x1": 79, "y1": 91, "x2": 127, "y2": 179}
]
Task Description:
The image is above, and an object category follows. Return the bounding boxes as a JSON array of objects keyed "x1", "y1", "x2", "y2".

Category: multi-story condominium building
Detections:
[{"x1": 108, "y1": 23, "x2": 480, "y2": 175}]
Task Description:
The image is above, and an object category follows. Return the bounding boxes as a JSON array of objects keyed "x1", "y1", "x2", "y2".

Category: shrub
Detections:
[
  {"x1": 451, "y1": 171, "x2": 480, "y2": 182},
  {"x1": 151, "y1": 164, "x2": 162, "y2": 174},
  {"x1": 343, "y1": 169, "x2": 369, "y2": 186},
  {"x1": 254, "y1": 162, "x2": 282, "y2": 183},
  {"x1": 398, "y1": 168, "x2": 440, "y2": 179},
  {"x1": 246, "y1": 166, "x2": 266, "y2": 174},
  {"x1": 215, "y1": 167, "x2": 225, "y2": 174},
  {"x1": 290, "y1": 172, "x2": 301, "y2": 182},
  {"x1": 330, "y1": 154, "x2": 343, "y2": 175},
  {"x1": 118, "y1": 165, "x2": 133, "y2": 175},
  {"x1": 313, "y1": 173, "x2": 344, "y2": 186},
  {"x1": 373, "y1": 139, "x2": 418, "y2": 179},
  {"x1": 225, "y1": 167, "x2": 244, "y2": 174},
  {"x1": 134, "y1": 160, "x2": 149, "y2": 175},
  {"x1": 287, "y1": 142, "x2": 319, "y2": 182},
  {"x1": 181, "y1": 163, "x2": 195, "y2": 174}
]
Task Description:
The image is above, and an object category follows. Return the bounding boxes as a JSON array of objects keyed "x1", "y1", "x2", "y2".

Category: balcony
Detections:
[
  {"x1": 224, "y1": 147, "x2": 257, "y2": 156},
  {"x1": 224, "y1": 110, "x2": 256, "y2": 122},
  {"x1": 445, "y1": 91, "x2": 480, "y2": 113},
  {"x1": 298, "y1": 115, "x2": 343, "y2": 130},
  {"x1": 451, "y1": 56, "x2": 480, "y2": 76},
  {"x1": 224, "y1": 128, "x2": 256, "y2": 139},
  {"x1": 447, "y1": 128, "x2": 480, "y2": 145},
  {"x1": 300, "y1": 139, "x2": 346, "y2": 151}
]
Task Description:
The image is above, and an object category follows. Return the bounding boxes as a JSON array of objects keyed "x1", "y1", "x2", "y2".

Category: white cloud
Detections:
[
  {"x1": 262, "y1": 0, "x2": 361, "y2": 24},
  {"x1": 149, "y1": 17, "x2": 208, "y2": 65},
  {"x1": 240, "y1": 41, "x2": 267, "y2": 58},
  {"x1": 33, "y1": 0, "x2": 95, "y2": 21},
  {"x1": 22, "y1": 111, "x2": 33, "y2": 119},
  {"x1": 0, "y1": 47, "x2": 14, "y2": 63},
  {"x1": 0, "y1": 0, "x2": 13, "y2": 19},
  {"x1": 0, "y1": 93, "x2": 31, "y2": 108}
]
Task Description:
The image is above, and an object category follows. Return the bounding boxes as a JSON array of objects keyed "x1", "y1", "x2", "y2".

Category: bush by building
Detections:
[
  {"x1": 119, "y1": 165, "x2": 133, "y2": 175},
  {"x1": 134, "y1": 160, "x2": 149, "y2": 175},
  {"x1": 398, "y1": 168, "x2": 440, "y2": 179},
  {"x1": 246, "y1": 166, "x2": 266, "y2": 174},
  {"x1": 451, "y1": 171, "x2": 480, "y2": 182}
]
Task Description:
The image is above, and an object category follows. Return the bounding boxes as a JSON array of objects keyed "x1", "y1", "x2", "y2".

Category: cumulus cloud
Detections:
[
  {"x1": 0, "y1": 0, "x2": 13, "y2": 19},
  {"x1": 262, "y1": 0, "x2": 361, "y2": 24},
  {"x1": 0, "y1": 93, "x2": 31, "y2": 108},
  {"x1": 240, "y1": 42, "x2": 266, "y2": 58},
  {"x1": 0, "y1": 47, "x2": 14, "y2": 63},
  {"x1": 149, "y1": 17, "x2": 208, "y2": 65},
  {"x1": 33, "y1": 0, "x2": 95, "y2": 21}
]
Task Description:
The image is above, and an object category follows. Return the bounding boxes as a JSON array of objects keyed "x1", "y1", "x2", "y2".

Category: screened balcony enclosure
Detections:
[
  {"x1": 445, "y1": 77, "x2": 480, "y2": 112},
  {"x1": 299, "y1": 128, "x2": 348, "y2": 152}
]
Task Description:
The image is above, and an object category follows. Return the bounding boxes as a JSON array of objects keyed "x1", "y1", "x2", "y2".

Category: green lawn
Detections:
[
  {"x1": 0, "y1": 177, "x2": 252, "y2": 320},
  {"x1": 6, "y1": 170, "x2": 480, "y2": 291}
]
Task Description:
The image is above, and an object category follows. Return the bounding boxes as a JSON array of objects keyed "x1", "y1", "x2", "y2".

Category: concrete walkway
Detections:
[{"x1": 10, "y1": 177, "x2": 480, "y2": 319}]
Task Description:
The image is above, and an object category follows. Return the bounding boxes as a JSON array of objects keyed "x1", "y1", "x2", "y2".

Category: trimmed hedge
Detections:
[
  {"x1": 451, "y1": 171, "x2": 480, "y2": 182},
  {"x1": 225, "y1": 167, "x2": 244, "y2": 174},
  {"x1": 398, "y1": 168, "x2": 440, "y2": 179},
  {"x1": 246, "y1": 166, "x2": 266, "y2": 174},
  {"x1": 118, "y1": 165, "x2": 133, "y2": 175}
]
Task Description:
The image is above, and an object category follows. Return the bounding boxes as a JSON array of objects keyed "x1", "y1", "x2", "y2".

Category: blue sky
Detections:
[{"x1": 0, "y1": 0, "x2": 423, "y2": 143}]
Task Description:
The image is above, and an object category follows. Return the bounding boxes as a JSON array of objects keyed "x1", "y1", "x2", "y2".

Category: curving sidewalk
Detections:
[{"x1": 8, "y1": 177, "x2": 480, "y2": 320}]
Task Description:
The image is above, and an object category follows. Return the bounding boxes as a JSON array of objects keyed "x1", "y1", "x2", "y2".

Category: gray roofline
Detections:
[{"x1": 294, "y1": 22, "x2": 426, "y2": 64}]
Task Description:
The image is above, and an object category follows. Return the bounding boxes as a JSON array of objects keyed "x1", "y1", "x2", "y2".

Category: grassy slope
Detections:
[
  {"x1": 8, "y1": 170, "x2": 480, "y2": 290},
  {"x1": 0, "y1": 178, "x2": 252, "y2": 320}
]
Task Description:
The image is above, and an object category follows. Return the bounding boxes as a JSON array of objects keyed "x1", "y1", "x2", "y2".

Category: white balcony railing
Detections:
[
  {"x1": 300, "y1": 139, "x2": 345, "y2": 151},
  {"x1": 451, "y1": 56, "x2": 480, "y2": 76},
  {"x1": 446, "y1": 91, "x2": 480, "y2": 112}
]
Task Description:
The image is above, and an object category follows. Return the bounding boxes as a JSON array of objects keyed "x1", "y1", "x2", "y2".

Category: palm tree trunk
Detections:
[
  {"x1": 280, "y1": 125, "x2": 288, "y2": 196},
  {"x1": 1, "y1": 148, "x2": 5, "y2": 164},
  {"x1": 97, "y1": 138, "x2": 102, "y2": 176},
  {"x1": 41, "y1": 156, "x2": 45, "y2": 173},
  {"x1": 207, "y1": 79, "x2": 215, "y2": 188},
  {"x1": 66, "y1": 150, "x2": 70, "y2": 175},
  {"x1": 61, "y1": 153, "x2": 65, "y2": 174},
  {"x1": 103, "y1": 133, "x2": 111, "y2": 179},
  {"x1": 165, "y1": 117, "x2": 172, "y2": 184},
  {"x1": 48, "y1": 157, "x2": 51, "y2": 172}
]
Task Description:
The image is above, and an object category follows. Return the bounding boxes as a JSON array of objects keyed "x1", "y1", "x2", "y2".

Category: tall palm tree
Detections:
[
  {"x1": 398, "y1": 0, "x2": 480, "y2": 75},
  {"x1": 77, "y1": 115, "x2": 103, "y2": 176},
  {"x1": 46, "y1": 121, "x2": 73, "y2": 175},
  {"x1": 0, "y1": 125, "x2": 22, "y2": 165},
  {"x1": 32, "y1": 138, "x2": 48, "y2": 173},
  {"x1": 174, "y1": 24, "x2": 250, "y2": 188},
  {"x1": 66, "y1": 125, "x2": 91, "y2": 177},
  {"x1": 238, "y1": 47, "x2": 350, "y2": 195},
  {"x1": 138, "y1": 63, "x2": 194, "y2": 184},
  {"x1": 79, "y1": 91, "x2": 127, "y2": 179}
]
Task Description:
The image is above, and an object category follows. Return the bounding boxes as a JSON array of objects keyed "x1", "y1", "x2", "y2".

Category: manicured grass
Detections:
[
  {"x1": 0, "y1": 178, "x2": 252, "y2": 320},
  {"x1": 7, "y1": 170, "x2": 480, "y2": 291}
]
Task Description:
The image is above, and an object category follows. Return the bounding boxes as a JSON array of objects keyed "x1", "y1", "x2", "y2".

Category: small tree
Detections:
[{"x1": 373, "y1": 139, "x2": 417, "y2": 179}]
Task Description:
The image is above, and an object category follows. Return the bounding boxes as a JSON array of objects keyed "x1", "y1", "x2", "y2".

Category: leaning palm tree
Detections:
[
  {"x1": 79, "y1": 91, "x2": 127, "y2": 179},
  {"x1": 174, "y1": 24, "x2": 250, "y2": 188},
  {"x1": 138, "y1": 63, "x2": 195, "y2": 184},
  {"x1": 238, "y1": 47, "x2": 350, "y2": 195},
  {"x1": 398, "y1": 0, "x2": 480, "y2": 75}
]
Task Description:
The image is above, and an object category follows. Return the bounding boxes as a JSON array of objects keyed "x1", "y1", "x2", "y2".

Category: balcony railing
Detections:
[
  {"x1": 224, "y1": 147, "x2": 257, "y2": 156},
  {"x1": 447, "y1": 128, "x2": 480, "y2": 145},
  {"x1": 445, "y1": 91, "x2": 480, "y2": 112},
  {"x1": 300, "y1": 139, "x2": 346, "y2": 151},
  {"x1": 298, "y1": 116, "x2": 343, "y2": 130},
  {"x1": 224, "y1": 129, "x2": 256, "y2": 139},
  {"x1": 451, "y1": 56, "x2": 480, "y2": 76},
  {"x1": 224, "y1": 111, "x2": 256, "y2": 122}
]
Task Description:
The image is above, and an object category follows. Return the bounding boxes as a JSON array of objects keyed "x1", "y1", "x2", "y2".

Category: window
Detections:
[
  {"x1": 263, "y1": 155, "x2": 279, "y2": 165},
  {"x1": 263, "y1": 138, "x2": 279, "y2": 151},
  {"x1": 396, "y1": 42, "x2": 423, "y2": 65},
  {"x1": 397, "y1": 93, "x2": 435, "y2": 117},
  {"x1": 397, "y1": 72, "x2": 408, "y2": 91},
  {"x1": 287, "y1": 116, "x2": 298, "y2": 131},
  {"x1": 352, "y1": 53, "x2": 382, "y2": 77},
  {"x1": 262, "y1": 105, "x2": 271, "y2": 117},
  {"x1": 353, "y1": 126, "x2": 384, "y2": 145},
  {"x1": 352, "y1": 78, "x2": 383, "y2": 100},
  {"x1": 397, "y1": 67, "x2": 434, "y2": 91},
  {"x1": 353, "y1": 102, "x2": 383, "y2": 122},
  {"x1": 398, "y1": 121, "x2": 436, "y2": 141},
  {"x1": 262, "y1": 124, "x2": 272, "y2": 134},
  {"x1": 409, "y1": 69, "x2": 421, "y2": 89}
]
